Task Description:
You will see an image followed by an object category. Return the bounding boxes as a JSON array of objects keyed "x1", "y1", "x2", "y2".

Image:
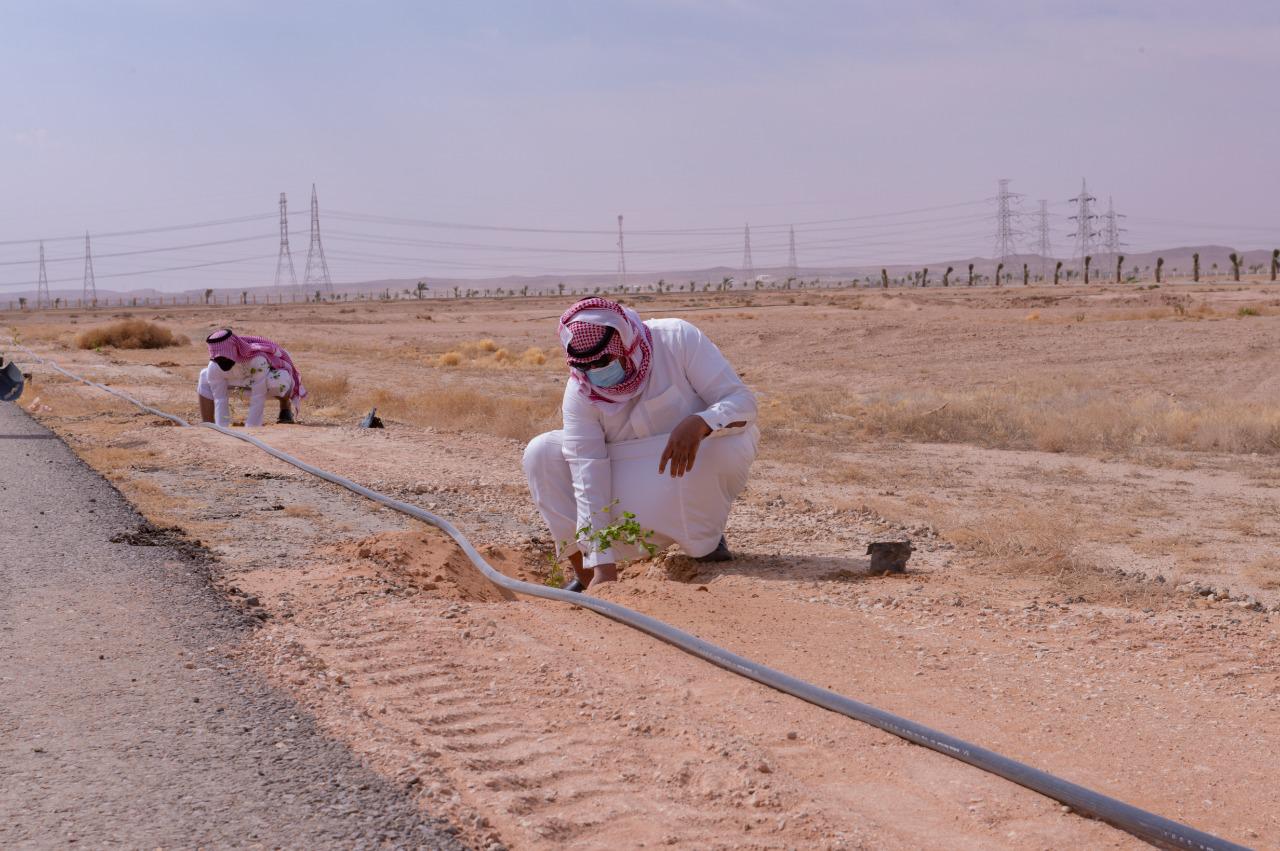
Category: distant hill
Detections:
[{"x1": 3, "y1": 246, "x2": 1276, "y2": 305}]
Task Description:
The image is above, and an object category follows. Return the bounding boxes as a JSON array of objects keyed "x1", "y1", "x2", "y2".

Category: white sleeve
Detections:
[
  {"x1": 678, "y1": 321, "x2": 757, "y2": 430},
  {"x1": 244, "y1": 356, "x2": 270, "y2": 427},
  {"x1": 560, "y1": 384, "x2": 615, "y2": 567},
  {"x1": 207, "y1": 366, "x2": 232, "y2": 428}
]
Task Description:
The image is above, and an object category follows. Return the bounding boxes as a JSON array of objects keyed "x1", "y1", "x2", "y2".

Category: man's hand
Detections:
[{"x1": 659, "y1": 415, "x2": 713, "y2": 478}]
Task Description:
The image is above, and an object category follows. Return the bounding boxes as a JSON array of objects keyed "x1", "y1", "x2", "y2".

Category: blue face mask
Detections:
[{"x1": 585, "y1": 358, "x2": 627, "y2": 388}]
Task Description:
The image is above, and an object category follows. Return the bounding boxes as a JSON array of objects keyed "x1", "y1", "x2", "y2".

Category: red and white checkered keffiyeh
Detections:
[
  {"x1": 206, "y1": 329, "x2": 307, "y2": 401},
  {"x1": 557, "y1": 298, "x2": 653, "y2": 405}
]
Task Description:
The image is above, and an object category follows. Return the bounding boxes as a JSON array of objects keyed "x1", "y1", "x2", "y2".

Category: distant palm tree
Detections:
[
  {"x1": 1083, "y1": 255, "x2": 1092, "y2": 285},
  {"x1": 1229, "y1": 253, "x2": 1242, "y2": 282},
  {"x1": 1115, "y1": 255, "x2": 1125, "y2": 284},
  {"x1": 943, "y1": 266, "x2": 954, "y2": 287},
  {"x1": 995, "y1": 262, "x2": 1004, "y2": 287},
  {"x1": 1272, "y1": 249, "x2": 1279, "y2": 282},
  {"x1": 1054, "y1": 260, "x2": 1063, "y2": 285},
  {"x1": 967, "y1": 262, "x2": 975, "y2": 286},
  {"x1": 1156, "y1": 257, "x2": 1164, "y2": 284}
]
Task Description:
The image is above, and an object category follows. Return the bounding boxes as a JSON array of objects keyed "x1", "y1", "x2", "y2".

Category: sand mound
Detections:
[
  {"x1": 332, "y1": 526, "x2": 529, "y2": 603},
  {"x1": 641, "y1": 545, "x2": 702, "y2": 583}
]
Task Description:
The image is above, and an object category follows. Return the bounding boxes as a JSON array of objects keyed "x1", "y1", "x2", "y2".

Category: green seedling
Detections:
[
  {"x1": 576, "y1": 500, "x2": 658, "y2": 560},
  {"x1": 543, "y1": 549, "x2": 567, "y2": 589}
]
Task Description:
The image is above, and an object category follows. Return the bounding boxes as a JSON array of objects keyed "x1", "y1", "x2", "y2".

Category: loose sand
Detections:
[{"x1": 7, "y1": 282, "x2": 1279, "y2": 849}]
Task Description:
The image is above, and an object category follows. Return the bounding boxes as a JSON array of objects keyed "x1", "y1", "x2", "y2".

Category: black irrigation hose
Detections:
[{"x1": 10, "y1": 342, "x2": 1250, "y2": 851}]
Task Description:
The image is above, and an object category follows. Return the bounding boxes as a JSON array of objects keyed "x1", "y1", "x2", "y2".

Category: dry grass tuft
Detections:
[
  {"x1": 768, "y1": 382, "x2": 1280, "y2": 456},
  {"x1": 461, "y1": 339, "x2": 499, "y2": 356},
  {"x1": 948, "y1": 509, "x2": 1085, "y2": 577},
  {"x1": 1244, "y1": 557, "x2": 1280, "y2": 590},
  {"x1": 303, "y1": 373, "x2": 350, "y2": 407},
  {"x1": 947, "y1": 508, "x2": 1172, "y2": 606},
  {"x1": 76, "y1": 320, "x2": 188, "y2": 350},
  {"x1": 347, "y1": 384, "x2": 560, "y2": 441},
  {"x1": 437, "y1": 341, "x2": 548, "y2": 369}
]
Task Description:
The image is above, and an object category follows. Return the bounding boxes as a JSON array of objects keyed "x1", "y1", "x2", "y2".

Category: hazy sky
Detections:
[{"x1": 2, "y1": 1, "x2": 1278, "y2": 293}]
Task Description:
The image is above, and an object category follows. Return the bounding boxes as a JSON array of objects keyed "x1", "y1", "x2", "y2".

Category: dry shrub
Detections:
[
  {"x1": 304, "y1": 373, "x2": 350, "y2": 407},
  {"x1": 283, "y1": 504, "x2": 321, "y2": 518},
  {"x1": 1244, "y1": 557, "x2": 1280, "y2": 590},
  {"x1": 948, "y1": 509, "x2": 1084, "y2": 577},
  {"x1": 785, "y1": 384, "x2": 1280, "y2": 456},
  {"x1": 439, "y1": 340, "x2": 548, "y2": 369},
  {"x1": 460, "y1": 339, "x2": 499, "y2": 357},
  {"x1": 76, "y1": 320, "x2": 187, "y2": 350},
  {"x1": 948, "y1": 509, "x2": 1171, "y2": 606},
  {"x1": 347, "y1": 384, "x2": 560, "y2": 441}
]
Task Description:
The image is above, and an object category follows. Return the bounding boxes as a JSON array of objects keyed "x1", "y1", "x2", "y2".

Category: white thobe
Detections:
[{"x1": 523, "y1": 318, "x2": 758, "y2": 566}]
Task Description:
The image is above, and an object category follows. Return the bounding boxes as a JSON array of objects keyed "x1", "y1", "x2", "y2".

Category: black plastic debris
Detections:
[
  {"x1": 0, "y1": 356, "x2": 25, "y2": 402},
  {"x1": 866, "y1": 540, "x2": 913, "y2": 573},
  {"x1": 360, "y1": 407, "x2": 385, "y2": 429}
]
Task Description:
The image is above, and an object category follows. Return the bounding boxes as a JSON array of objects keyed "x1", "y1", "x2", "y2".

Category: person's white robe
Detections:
[
  {"x1": 197, "y1": 355, "x2": 293, "y2": 427},
  {"x1": 523, "y1": 317, "x2": 758, "y2": 566}
]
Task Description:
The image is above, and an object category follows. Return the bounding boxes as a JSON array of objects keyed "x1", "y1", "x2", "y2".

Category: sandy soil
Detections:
[{"x1": 6, "y1": 282, "x2": 1280, "y2": 849}]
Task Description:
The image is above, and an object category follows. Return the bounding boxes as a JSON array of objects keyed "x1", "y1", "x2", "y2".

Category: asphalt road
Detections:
[{"x1": 0, "y1": 402, "x2": 466, "y2": 850}]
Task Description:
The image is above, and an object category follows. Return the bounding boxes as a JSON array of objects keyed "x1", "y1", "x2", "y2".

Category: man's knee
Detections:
[{"x1": 522, "y1": 430, "x2": 564, "y2": 480}]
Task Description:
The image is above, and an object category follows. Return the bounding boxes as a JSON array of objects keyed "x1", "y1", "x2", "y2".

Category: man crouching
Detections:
[{"x1": 523, "y1": 297, "x2": 758, "y2": 591}]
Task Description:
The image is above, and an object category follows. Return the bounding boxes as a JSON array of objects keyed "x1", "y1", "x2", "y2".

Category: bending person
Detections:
[
  {"x1": 523, "y1": 297, "x2": 758, "y2": 591},
  {"x1": 198, "y1": 329, "x2": 307, "y2": 427}
]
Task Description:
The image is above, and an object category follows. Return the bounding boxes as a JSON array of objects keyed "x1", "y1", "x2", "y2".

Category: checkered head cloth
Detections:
[{"x1": 557, "y1": 297, "x2": 653, "y2": 405}]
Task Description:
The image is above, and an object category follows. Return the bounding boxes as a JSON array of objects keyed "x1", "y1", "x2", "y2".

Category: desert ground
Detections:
[{"x1": 6, "y1": 281, "x2": 1280, "y2": 850}]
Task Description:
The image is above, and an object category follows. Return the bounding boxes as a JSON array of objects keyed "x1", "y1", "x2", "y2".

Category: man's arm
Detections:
[
  {"x1": 206, "y1": 367, "x2": 232, "y2": 427},
  {"x1": 244, "y1": 356, "x2": 270, "y2": 427},
  {"x1": 658, "y1": 321, "x2": 757, "y2": 477},
  {"x1": 680, "y1": 320, "x2": 757, "y2": 431},
  {"x1": 561, "y1": 390, "x2": 616, "y2": 568}
]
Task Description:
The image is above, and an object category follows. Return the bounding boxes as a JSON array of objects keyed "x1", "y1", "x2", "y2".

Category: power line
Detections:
[
  {"x1": 301, "y1": 183, "x2": 333, "y2": 296},
  {"x1": 616, "y1": 214, "x2": 626, "y2": 289},
  {"x1": 1, "y1": 253, "x2": 278, "y2": 290},
  {"x1": 0, "y1": 234, "x2": 273, "y2": 267},
  {"x1": 0, "y1": 213, "x2": 275, "y2": 247},
  {"x1": 274, "y1": 191, "x2": 298, "y2": 292},
  {"x1": 787, "y1": 225, "x2": 798, "y2": 278},
  {"x1": 323, "y1": 198, "x2": 993, "y2": 237},
  {"x1": 83, "y1": 233, "x2": 97, "y2": 305}
]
